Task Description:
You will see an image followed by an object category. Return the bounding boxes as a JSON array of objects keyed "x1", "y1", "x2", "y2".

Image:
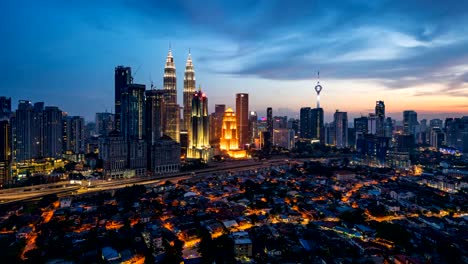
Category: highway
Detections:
[{"x1": 0, "y1": 158, "x2": 293, "y2": 204}]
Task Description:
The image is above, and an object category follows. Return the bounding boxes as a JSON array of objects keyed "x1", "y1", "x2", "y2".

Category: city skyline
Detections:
[{"x1": 2, "y1": 1, "x2": 468, "y2": 121}]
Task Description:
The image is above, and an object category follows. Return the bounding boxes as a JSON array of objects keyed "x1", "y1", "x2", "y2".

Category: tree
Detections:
[
  {"x1": 339, "y1": 209, "x2": 365, "y2": 225},
  {"x1": 375, "y1": 223, "x2": 411, "y2": 248},
  {"x1": 213, "y1": 235, "x2": 235, "y2": 264},
  {"x1": 198, "y1": 228, "x2": 215, "y2": 263},
  {"x1": 161, "y1": 239, "x2": 183, "y2": 264}
]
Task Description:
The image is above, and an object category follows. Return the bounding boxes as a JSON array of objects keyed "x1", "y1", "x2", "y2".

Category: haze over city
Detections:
[{"x1": 2, "y1": 0, "x2": 468, "y2": 121}]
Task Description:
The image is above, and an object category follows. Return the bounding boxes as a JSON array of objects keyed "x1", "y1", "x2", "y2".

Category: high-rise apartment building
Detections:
[
  {"x1": 209, "y1": 104, "x2": 225, "y2": 146},
  {"x1": 0, "y1": 120, "x2": 11, "y2": 186},
  {"x1": 273, "y1": 128, "x2": 295, "y2": 149},
  {"x1": 44, "y1": 106, "x2": 63, "y2": 158},
  {"x1": 445, "y1": 118, "x2": 468, "y2": 153},
  {"x1": 95, "y1": 112, "x2": 115, "y2": 137},
  {"x1": 33, "y1": 102, "x2": 45, "y2": 158},
  {"x1": 333, "y1": 110, "x2": 348, "y2": 148},
  {"x1": 14, "y1": 100, "x2": 34, "y2": 161},
  {"x1": 300, "y1": 107, "x2": 312, "y2": 139}
]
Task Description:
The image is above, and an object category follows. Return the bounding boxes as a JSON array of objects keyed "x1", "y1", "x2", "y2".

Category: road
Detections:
[{"x1": 0, "y1": 158, "x2": 295, "y2": 204}]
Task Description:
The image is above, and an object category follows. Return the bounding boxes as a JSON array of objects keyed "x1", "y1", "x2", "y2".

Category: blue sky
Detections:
[{"x1": 1, "y1": 0, "x2": 468, "y2": 121}]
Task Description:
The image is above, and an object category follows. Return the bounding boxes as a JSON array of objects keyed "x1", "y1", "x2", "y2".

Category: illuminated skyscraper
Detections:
[
  {"x1": 187, "y1": 88, "x2": 211, "y2": 161},
  {"x1": 121, "y1": 84, "x2": 146, "y2": 141},
  {"x1": 236, "y1": 93, "x2": 249, "y2": 148},
  {"x1": 163, "y1": 49, "x2": 180, "y2": 142},
  {"x1": 114, "y1": 66, "x2": 132, "y2": 133},
  {"x1": 333, "y1": 110, "x2": 348, "y2": 148},
  {"x1": 375, "y1": 100, "x2": 385, "y2": 136},
  {"x1": 249, "y1": 111, "x2": 258, "y2": 144},
  {"x1": 164, "y1": 49, "x2": 177, "y2": 104},
  {"x1": 121, "y1": 83, "x2": 146, "y2": 176},
  {"x1": 183, "y1": 51, "x2": 196, "y2": 133},
  {"x1": 220, "y1": 108, "x2": 246, "y2": 158},
  {"x1": 221, "y1": 108, "x2": 238, "y2": 150}
]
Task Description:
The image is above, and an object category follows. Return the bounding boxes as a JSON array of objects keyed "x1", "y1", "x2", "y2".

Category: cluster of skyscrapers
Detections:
[
  {"x1": 0, "y1": 96, "x2": 85, "y2": 185},
  {"x1": 2, "y1": 51, "x2": 468, "y2": 184},
  {"x1": 99, "y1": 50, "x2": 267, "y2": 179}
]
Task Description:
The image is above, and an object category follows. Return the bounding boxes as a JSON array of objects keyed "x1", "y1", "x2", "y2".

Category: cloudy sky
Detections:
[{"x1": 1, "y1": 0, "x2": 468, "y2": 121}]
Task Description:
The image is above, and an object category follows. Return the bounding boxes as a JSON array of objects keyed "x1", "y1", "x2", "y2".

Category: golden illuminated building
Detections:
[
  {"x1": 220, "y1": 108, "x2": 247, "y2": 158},
  {"x1": 187, "y1": 87, "x2": 212, "y2": 161}
]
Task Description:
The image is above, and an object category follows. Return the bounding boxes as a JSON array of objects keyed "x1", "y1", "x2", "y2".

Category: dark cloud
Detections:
[
  {"x1": 2, "y1": 0, "x2": 468, "y2": 120},
  {"x1": 109, "y1": 0, "x2": 468, "y2": 97}
]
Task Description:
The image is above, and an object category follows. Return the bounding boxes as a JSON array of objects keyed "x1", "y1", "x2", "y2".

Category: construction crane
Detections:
[{"x1": 130, "y1": 64, "x2": 142, "y2": 84}]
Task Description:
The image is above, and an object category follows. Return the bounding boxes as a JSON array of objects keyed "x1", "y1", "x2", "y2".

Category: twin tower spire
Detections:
[
  {"x1": 162, "y1": 48, "x2": 197, "y2": 142},
  {"x1": 163, "y1": 48, "x2": 197, "y2": 97}
]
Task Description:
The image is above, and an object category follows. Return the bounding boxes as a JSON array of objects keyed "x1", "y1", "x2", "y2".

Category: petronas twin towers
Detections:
[{"x1": 163, "y1": 49, "x2": 199, "y2": 152}]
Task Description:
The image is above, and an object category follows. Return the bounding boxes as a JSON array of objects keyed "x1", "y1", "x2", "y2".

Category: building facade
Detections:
[
  {"x1": 183, "y1": 52, "x2": 196, "y2": 134},
  {"x1": 163, "y1": 49, "x2": 180, "y2": 142},
  {"x1": 334, "y1": 110, "x2": 348, "y2": 148},
  {"x1": 187, "y1": 89, "x2": 212, "y2": 161},
  {"x1": 114, "y1": 66, "x2": 132, "y2": 133},
  {"x1": 220, "y1": 108, "x2": 246, "y2": 158},
  {"x1": 0, "y1": 120, "x2": 11, "y2": 185},
  {"x1": 236, "y1": 93, "x2": 249, "y2": 148}
]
